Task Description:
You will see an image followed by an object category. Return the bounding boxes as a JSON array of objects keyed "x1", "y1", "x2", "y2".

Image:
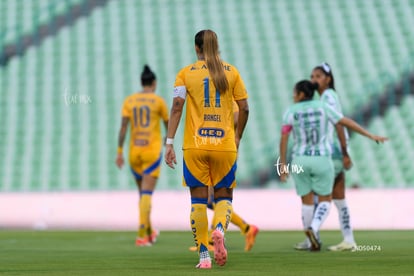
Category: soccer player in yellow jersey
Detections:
[
  {"x1": 165, "y1": 30, "x2": 249, "y2": 269},
  {"x1": 189, "y1": 100, "x2": 259, "y2": 253},
  {"x1": 116, "y1": 65, "x2": 169, "y2": 247}
]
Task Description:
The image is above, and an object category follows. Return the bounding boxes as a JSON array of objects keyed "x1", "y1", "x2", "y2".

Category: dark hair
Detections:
[
  {"x1": 195, "y1": 30, "x2": 204, "y2": 52},
  {"x1": 194, "y1": 30, "x2": 229, "y2": 93},
  {"x1": 295, "y1": 80, "x2": 319, "y2": 100},
  {"x1": 313, "y1": 62, "x2": 335, "y2": 90},
  {"x1": 141, "y1": 65, "x2": 156, "y2": 86}
]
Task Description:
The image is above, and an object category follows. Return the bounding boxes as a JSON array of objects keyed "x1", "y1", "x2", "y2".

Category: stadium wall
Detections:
[{"x1": 1, "y1": 189, "x2": 413, "y2": 231}]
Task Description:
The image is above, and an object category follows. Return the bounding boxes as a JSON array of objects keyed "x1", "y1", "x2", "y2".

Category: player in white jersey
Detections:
[
  {"x1": 312, "y1": 62, "x2": 356, "y2": 251},
  {"x1": 280, "y1": 80, "x2": 387, "y2": 251}
]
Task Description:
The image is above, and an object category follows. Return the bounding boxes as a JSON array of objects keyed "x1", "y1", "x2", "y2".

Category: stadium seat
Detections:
[{"x1": 1, "y1": 0, "x2": 414, "y2": 191}]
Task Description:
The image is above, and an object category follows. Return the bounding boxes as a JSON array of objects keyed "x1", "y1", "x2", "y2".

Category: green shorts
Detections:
[{"x1": 291, "y1": 155, "x2": 334, "y2": 197}]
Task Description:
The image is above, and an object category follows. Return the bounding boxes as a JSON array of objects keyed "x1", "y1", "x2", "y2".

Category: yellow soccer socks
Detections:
[
  {"x1": 190, "y1": 198, "x2": 211, "y2": 264},
  {"x1": 138, "y1": 191, "x2": 152, "y2": 238},
  {"x1": 212, "y1": 198, "x2": 233, "y2": 234},
  {"x1": 231, "y1": 211, "x2": 249, "y2": 234}
]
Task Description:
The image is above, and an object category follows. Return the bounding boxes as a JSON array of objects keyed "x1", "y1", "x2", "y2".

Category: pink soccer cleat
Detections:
[
  {"x1": 245, "y1": 225, "x2": 259, "y2": 251},
  {"x1": 195, "y1": 259, "x2": 212, "y2": 269},
  {"x1": 212, "y1": 230, "x2": 227, "y2": 266},
  {"x1": 135, "y1": 237, "x2": 152, "y2": 247}
]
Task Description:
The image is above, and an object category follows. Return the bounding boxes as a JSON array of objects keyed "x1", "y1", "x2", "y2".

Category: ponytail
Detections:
[
  {"x1": 197, "y1": 30, "x2": 229, "y2": 93},
  {"x1": 141, "y1": 64, "x2": 156, "y2": 86}
]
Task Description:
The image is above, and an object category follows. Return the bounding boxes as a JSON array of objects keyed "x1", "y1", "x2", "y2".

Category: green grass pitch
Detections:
[{"x1": 0, "y1": 230, "x2": 412, "y2": 275}]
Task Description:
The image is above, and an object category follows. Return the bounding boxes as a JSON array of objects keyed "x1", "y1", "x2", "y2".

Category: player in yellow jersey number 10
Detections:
[{"x1": 116, "y1": 65, "x2": 169, "y2": 247}]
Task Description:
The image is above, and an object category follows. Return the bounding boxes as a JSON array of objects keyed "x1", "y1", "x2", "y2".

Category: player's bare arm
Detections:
[
  {"x1": 115, "y1": 117, "x2": 129, "y2": 169},
  {"x1": 338, "y1": 117, "x2": 388, "y2": 143},
  {"x1": 163, "y1": 119, "x2": 169, "y2": 145},
  {"x1": 279, "y1": 132, "x2": 289, "y2": 182},
  {"x1": 235, "y1": 99, "x2": 249, "y2": 148},
  {"x1": 165, "y1": 97, "x2": 185, "y2": 169},
  {"x1": 335, "y1": 124, "x2": 352, "y2": 170},
  {"x1": 118, "y1": 117, "x2": 129, "y2": 148}
]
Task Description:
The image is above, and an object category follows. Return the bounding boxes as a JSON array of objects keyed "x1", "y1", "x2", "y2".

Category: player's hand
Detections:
[
  {"x1": 371, "y1": 135, "x2": 388, "y2": 144},
  {"x1": 280, "y1": 171, "x2": 289, "y2": 183},
  {"x1": 343, "y1": 154, "x2": 353, "y2": 170},
  {"x1": 165, "y1": 144, "x2": 177, "y2": 169},
  {"x1": 115, "y1": 154, "x2": 124, "y2": 169}
]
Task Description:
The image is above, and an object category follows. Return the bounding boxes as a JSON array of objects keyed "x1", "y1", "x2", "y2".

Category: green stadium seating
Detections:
[
  {"x1": 347, "y1": 96, "x2": 414, "y2": 187},
  {"x1": 1, "y1": 0, "x2": 414, "y2": 191},
  {"x1": 1, "y1": 0, "x2": 83, "y2": 47}
]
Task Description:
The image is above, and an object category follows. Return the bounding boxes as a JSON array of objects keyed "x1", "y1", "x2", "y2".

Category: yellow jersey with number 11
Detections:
[{"x1": 174, "y1": 60, "x2": 248, "y2": 152}]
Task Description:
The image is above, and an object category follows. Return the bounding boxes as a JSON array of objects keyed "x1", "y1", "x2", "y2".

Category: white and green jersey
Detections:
[
  {"x1": 282, "y1": 100, "x2": 343, "y2": 156},
  {"x1": 320, "y1": 89, "x2": 349, "y2": 158}
]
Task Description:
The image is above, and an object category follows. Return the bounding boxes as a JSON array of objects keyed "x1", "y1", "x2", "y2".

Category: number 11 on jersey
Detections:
[{"x1": 203, "y1": 77, "x2": 221, "y2": 108}]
